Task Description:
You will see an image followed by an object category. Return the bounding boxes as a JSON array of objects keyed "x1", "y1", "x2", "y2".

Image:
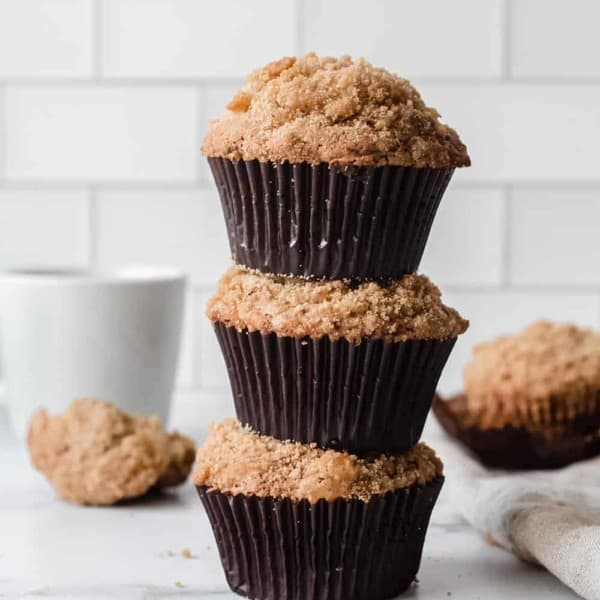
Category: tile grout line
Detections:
[
  {"x1": 93, "y1": 0, "x2": 104, "y2": 80},
  {"x1": 194, "y1": 291, "x2": 204, "y2": 391},
  {"x1": 3, "y1": 76, "x2": 600, "y2": 86},
  {"x1": 0, "y1": 83, "x2": 6, "y2": 182},
  {"x1": 501, "y1": 0, "x2": 513, "y2": 80},
  {"x1": 88, "y1": 187, "x2": 98, "y2": 270},
  {"x1": 295, "y1": 0, "x2": 305, "y2": 56},
  {"x1": 0, "y1": 180, "x2": 211, "y2": 191},
  {"x1": 500, "y1": 184, "x2": 512, "y2": 288},
  {"x1": 0, "y1": 77, "x2": 241, "y2": 87},
  {"x1": 195, "y1": 84, "x2": 205, "y2": 184}
]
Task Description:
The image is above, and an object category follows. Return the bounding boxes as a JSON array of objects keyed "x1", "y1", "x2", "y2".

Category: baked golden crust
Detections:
[
  {"x1": 464, "y1": 321, "x2": 600, "y2": 430},
  {"x1": 203, "y1": 53, "x2": 470, "y2": 168},
  {"x1": 206, "y1": 266, "x2": 468, "y2": 343},
  {"x1": 27, "y1": 399, "x2": 196, "y2": 505},
  {"x1": 193, "y1": 419, "x2": 443, "y2": 504}
]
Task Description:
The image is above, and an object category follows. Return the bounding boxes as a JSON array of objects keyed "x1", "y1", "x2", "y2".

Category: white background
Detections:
[{"x1": 0, "y1": 0, "x2": 599, "y2": 424}]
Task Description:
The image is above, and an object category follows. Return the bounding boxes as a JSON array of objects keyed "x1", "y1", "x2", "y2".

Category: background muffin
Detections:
[
  {"x1": 204, "y1": 53, "x2": 470, "y2": 280},
  {"x1": 434, "y1": 321, "x2": 600, "y2": 469},
  {"x1": 207, "y1": 266, "x2": 468, "y2": 454},
  {"x1": 195, "y1": 419, "x2": 444, "y2": 600}
]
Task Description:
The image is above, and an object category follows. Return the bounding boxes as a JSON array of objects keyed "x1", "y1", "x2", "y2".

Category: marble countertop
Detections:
[{"x1": 0, "y1": 405, "x2": 578, "y2": 600}]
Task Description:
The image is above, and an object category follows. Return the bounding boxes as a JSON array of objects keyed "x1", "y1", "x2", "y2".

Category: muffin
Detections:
[
  {"x1": 195, "y1": 419, "x2": 444, "y2": 600},
  {"x1": 203, "y1": 53, "x2": 470, "y2": 281},
  {"x1": 207, "y1": 266, "x2": 468, "y2": 454},
  {"x1": 27, "y1": 398, "x2": 196, "y2": 505},
  {"x1": 433, "y1": 321, "x2": 600, "y2": 469}
]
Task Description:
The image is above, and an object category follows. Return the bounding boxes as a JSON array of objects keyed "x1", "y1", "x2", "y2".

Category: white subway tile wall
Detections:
[
  {"x1": 420, "y1": 187, "x2": 506, "y2": 287},
  {"x1": 95, "y1": 189, "x2": 230, "y2": 284},
  {"x1": 303, "y1": 0, "x2": 504, "y2": 78},
  {"x1": 0, "y1": 189, "x2": 89, "y2": 268},
  {"x1": 418, "y1": 84, "x2": 600, "y2": 183},
  {"x1": 511, "y1": 0, "x2": 600, "y2": 78},
  {"x1": 5, "y1": 86, "x2": 198, "y2": 181},
  {"x1": 0, "y1": 0, "x2": 93, "y2": 78},
  {"x1": 0, "y1": 0, "x2": 598, "y2": 418},
  {"x1": 199, "y1": 83, "x2": 241, "y2": 181},
  {"x1": 508, "y1": 188, "x2": 600, "y2": 286},
  {"x1": 102, "y1": 0, "x2": 297, "y2": 78}
]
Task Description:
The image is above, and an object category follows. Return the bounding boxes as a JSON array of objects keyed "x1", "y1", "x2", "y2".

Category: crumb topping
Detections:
[
  {"x1": 27, "y1": 398, "x2": 196, "y2": 505},
  {"x1": 203, "y1": 53, "x2": 470, "y2": 168},
  {"x1": 193, "y1": 419, "x2": 443, "y2": 503},
  {"x1": 206, "y1": 266, "x2": 468, "y2": 343},
  {"x1": 464, "y1": 322, "x2": 600, "y2": 429}
]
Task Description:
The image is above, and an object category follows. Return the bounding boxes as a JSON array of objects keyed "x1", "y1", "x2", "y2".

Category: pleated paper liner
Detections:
[
  {"x1": 208, "y1": 157, "x2": 454, "y2": 281},
  {"x1": 214, "y1": 322, "x2": 456, "y2": 454},
  {"x1": 198, "y1": 476, "x2": 443, "y2": 600},
  {"x1": 433, "y1": 394, "x2": 600, "y2": 470}
]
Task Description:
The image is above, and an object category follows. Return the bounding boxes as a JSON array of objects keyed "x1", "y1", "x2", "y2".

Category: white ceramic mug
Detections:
[{"x1": 0, "y1": 268, "x2": 186, "y2": 438}]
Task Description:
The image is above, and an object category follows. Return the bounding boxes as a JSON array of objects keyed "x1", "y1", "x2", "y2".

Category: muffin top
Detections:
[
  {"x1": 203, "y1": 53, "x2": 470, "y2": 168},
  {"x1": 464, "y1": 321, "x2": 600, "y2": 429},
  {"x1": 207, "y1": 266, "x2": 468, "y2": 343},
  {"x1": 194, "y1": 419, "x2": 442, "y2": 504}
]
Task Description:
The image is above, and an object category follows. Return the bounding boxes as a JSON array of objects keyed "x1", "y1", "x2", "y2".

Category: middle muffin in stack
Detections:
[
  {"x1": 207, "y1": 266, "x2": 467, "y2": 453},
  {"x1": 197, "y1": 53, "x2": 470, "y2": 600}
]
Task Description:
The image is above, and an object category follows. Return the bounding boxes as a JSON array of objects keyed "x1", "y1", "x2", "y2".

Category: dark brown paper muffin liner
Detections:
[
  {"x1": 214, "y1": 322, "x2": 456, "y2": 454},
  {"x1": 208, "y1": 157, "x2": 454, "y2": 281},
  {"x1": 197, "y1": 476, "x2": 443, "y2": 600},
  {"x1": 433, "y1": 394, "x2": 600, "y2": 470}
]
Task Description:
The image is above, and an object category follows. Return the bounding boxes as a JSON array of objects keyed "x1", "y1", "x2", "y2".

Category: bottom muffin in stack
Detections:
[
  {"x1": 194, "y1": 419, "x2": 444, "y2": 600},
  {"x1": 434, "y1": 321, "x2": 600, "y2": 469}
]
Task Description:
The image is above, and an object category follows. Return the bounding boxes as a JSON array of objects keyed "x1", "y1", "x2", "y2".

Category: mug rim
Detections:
[{"x1": 0, "y1": 266, "x2": 187, "y2": 285}]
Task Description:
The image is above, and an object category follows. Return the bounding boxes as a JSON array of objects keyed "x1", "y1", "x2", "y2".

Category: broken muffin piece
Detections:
[{"x1": 27, "y1": 398, "x2": 196, "y2": 505}]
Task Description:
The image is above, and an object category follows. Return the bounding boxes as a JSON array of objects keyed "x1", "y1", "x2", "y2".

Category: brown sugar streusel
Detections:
[
  {"x1": 464, "y1": 321, "x2": 600, "y2": 430},
  {"x1": 194, "y1": 419, "x2": 443, "y2": 504},
  {"x1": 206, "y1": 266, "x2": 468, "y2": 344},
  {"x1": 203, "y1": 53, "x2": 470, "y2": 169}
]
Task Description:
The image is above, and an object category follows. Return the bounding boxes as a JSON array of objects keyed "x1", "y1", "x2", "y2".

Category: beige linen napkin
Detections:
[{"x1": 429, "y1": 421, "x2": 600, "y2": 600}]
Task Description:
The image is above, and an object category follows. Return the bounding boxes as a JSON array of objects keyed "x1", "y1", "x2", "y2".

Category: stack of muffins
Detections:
[{"x1": 194, "y1": 54, "x2": 470, "y2": 600}]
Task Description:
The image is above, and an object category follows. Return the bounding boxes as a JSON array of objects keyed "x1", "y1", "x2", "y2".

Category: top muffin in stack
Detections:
[{"x1": 204, "y1": 53, "x2": 470, "y2": 281}]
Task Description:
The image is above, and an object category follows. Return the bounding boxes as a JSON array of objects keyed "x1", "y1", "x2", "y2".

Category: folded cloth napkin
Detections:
[{"x1": 428, "y1": 420, "x2": 600, "y2": 600}]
